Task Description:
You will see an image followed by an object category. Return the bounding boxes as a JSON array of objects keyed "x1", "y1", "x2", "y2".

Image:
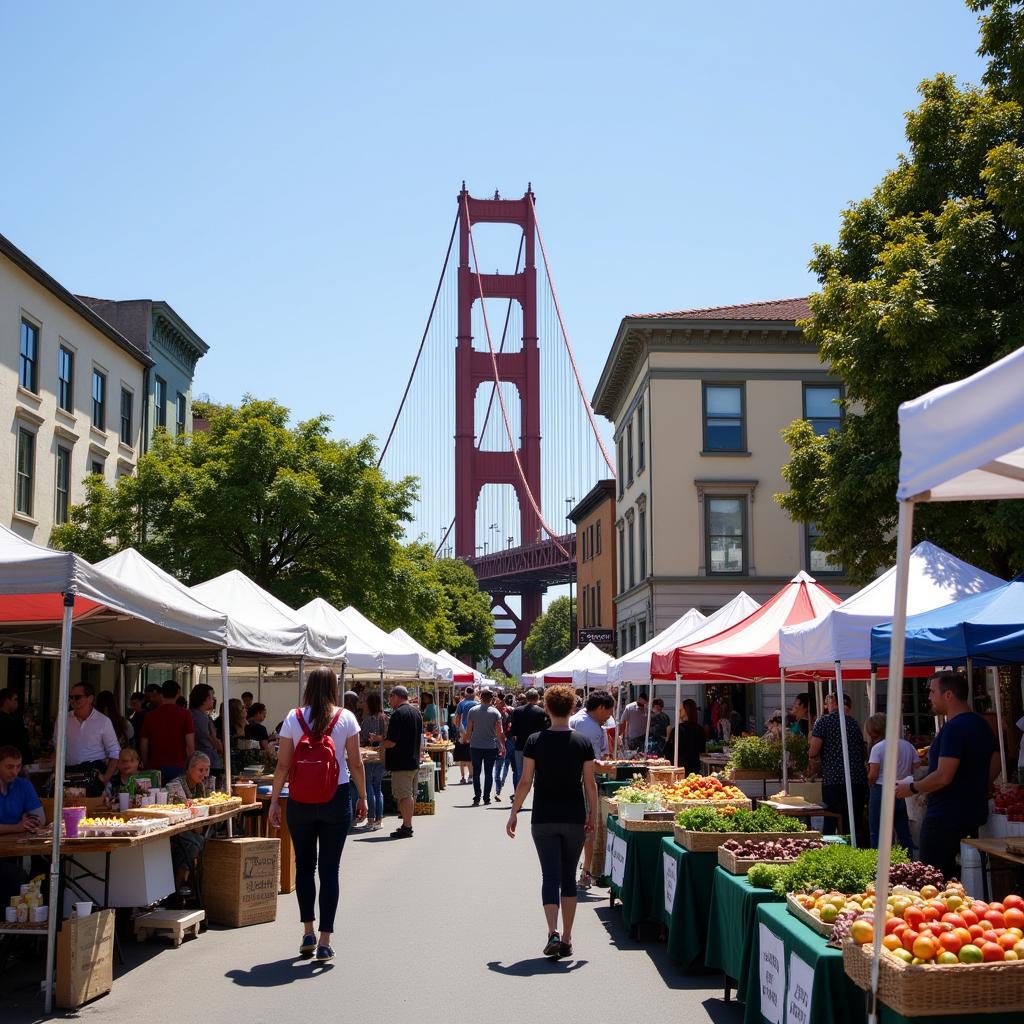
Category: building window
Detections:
[
  {"x1": 629, "y1": 623, "x2": 637, "y2": 651},
  {"x1": 637, "y1": 402, "x2": 645, "y2": 471},
  {"x1": 639, "y1": 619, "x2": 647, "y2": 646},
  {"x1": 628, "y1": 518, "x2": 635, "y2": 589},
  {"x1": 596, "y1": 581, "x2": 602, "y2": 626},
  {"x1": 175, "y1": 393, "x2": 187, "y2": 437},
  {"x1": 620, "y1": 627, "x2": 628, "y2": 655},
  {"x1": 55, "y1": 446, "x2": 71, "y2": 525},
  {"x1": 706, "y1": 497, "x2": 746, "y2": 574},
  {"x1": 154, "y1": 377, "x2": 167, "y2": 429},
  {"x1": 639, "y1": 509, "x2": 647, "y2": 580},
  {"x1": 617, "y1": 439, "x2": 624, "y2": 497},
  {"x1": 58, "y1": 345, "x2": 74, "y2": 412},
  {"x1": 626, "y1": 422, "x2": 634, "y2": 483},
  {"x1": 703, "y1": 383, "x2": 745, "y2": 451},
  {"x1": 91, "y1": 370, "x2": 106, "y2": 430},
  {"x1": 120, "y1": 388, "x2": 133, "y2": 446},
  {"x1": 590, "y1": 585, "x2": 597, "y2": 629},
  {"x1": 596, "y1": 519, "x2": 602, "y2": 555},
  {"x1": 807, "y1": 522, "x2": 843, "y2": 575},
  {"x1": 618, "y1": 528, "x2": 625, "y2": 594},
  {"x1": 582, "y1": 585, "x2": 588, "y2": 627},
  {"x1": 15, "y1": 429, "x2": 35, "y2": 516},
  {"x1": 588, "y1": 524, "x2": 594, "y2": 562},
  {"x1": 803, "y1": 384, "x2": 843, "y2": 436},
  {"x1": 90, "y1": 458, "x2": 104, "y2": 477},
  {"x1": 19, "y1": 320, "x2": 39, "y2": 393}
]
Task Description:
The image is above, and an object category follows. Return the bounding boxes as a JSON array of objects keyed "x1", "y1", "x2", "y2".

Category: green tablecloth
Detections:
[
  {"x1": 652, "y1": 837, "x2": 718, "y2": 967},
  {"x1": 705, "y1": 866, "x2": 783, "y2": 988},
  {"x1": 600, "y1": 779, "x2": 632, "y2": 797},
  {"x1": 606, "y1": 816, "x2": 671, "y2": 931}
]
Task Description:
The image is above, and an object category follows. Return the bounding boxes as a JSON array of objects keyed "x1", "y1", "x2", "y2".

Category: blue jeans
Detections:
[
  {"x1": 495, "y1": 739, "x2": 515, "y2": 793},
  {"x1": 471, "y1": 748, "x2": 498, "y2": 802},
  {"x1": 364, "y1": 762, "x2": 385, "y2": 821},
  {"x1": 868, "y1": 783, "x2": 913, "y2": 852}
]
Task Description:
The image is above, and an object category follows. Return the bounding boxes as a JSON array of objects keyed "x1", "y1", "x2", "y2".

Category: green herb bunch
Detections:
[
  {"x1": 747, "y1": 843, "x2": 909, "y2": 896},
  {"x1": 674, "y1": 805, "x2": 807, "y2": 834}
]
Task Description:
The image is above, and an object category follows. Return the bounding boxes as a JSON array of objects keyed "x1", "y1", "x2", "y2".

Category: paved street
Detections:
[{"x1": 5, "y1": 771, "x2": 744, "y2": 1024}]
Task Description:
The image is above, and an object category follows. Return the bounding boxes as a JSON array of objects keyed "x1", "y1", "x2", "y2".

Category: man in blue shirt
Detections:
[
  {"x1": 454, "y1": 686, "x2": 479, "y2": 784},
  {"x1": 896, "y1": 672, "x2": 999, "y2": 880},
  {"x1": 0, "y1": 745, "x2": 44, "y2": 833}
]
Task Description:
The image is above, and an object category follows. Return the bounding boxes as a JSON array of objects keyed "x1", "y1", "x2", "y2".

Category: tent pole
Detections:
[
  {"x1": 990, "y1": 666, "x2": 1007, "y2": 782},
  {"x1": 966, "y1": 656, "x2": 975, "y2": 710},
  {"x1": 869, "y1": 665, "x2": 878, "y2": 717},
  {"x1": 379, "y1": 668, "x2": 384, "y2": 713},
  {"x1": 44, "y1": 594, "x2": 75, "y2": 1015},
  {"x1": 298, "y1": 656, "x2": 306, "y2": 704},
  {"x1": 673, "y1": 679, "x2": 680, "y2": 767},
  {"x1": 869, "y1": 500, "x2": 915, "y2": 1024},
  {"x1": 834, "y1": 662, "x2": 858, "y2": 847},
  {"x1": 814, "y1": 679, "x2": 824, "y2": 725},
  {"x1": 257, "y1": 663, "x2": 262, "y2": 704},
  {"x1": 643, "y1": 685, "x2": 653, "y2": 754},
  {"x1": 780, "y1": 668, "x2": 788, "y2": 793},
  {"x1": 220, "y1": 649, "x2": 234, "y2": 838}
]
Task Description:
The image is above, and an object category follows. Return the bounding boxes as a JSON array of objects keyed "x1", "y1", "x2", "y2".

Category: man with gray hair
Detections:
[
  {"x1": 462, "y1": 688, "x2": 505, "y2": 805},
  {"x1": 380, "y1": 685, "x2": 422, "y2": 838}
]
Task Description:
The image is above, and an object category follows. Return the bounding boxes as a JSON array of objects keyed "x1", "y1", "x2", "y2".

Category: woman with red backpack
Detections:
[{"x1": 269, "y1": 666, "x2": 366, "y2": 962}]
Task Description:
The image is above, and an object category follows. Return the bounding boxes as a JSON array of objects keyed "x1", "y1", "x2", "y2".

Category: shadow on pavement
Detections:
[
  {"x1": 486, "y1": 957, "x2": 588, "y2": 976},
  {"x1": 226, "y1": 958, "x2": 335, "y2": 986}
]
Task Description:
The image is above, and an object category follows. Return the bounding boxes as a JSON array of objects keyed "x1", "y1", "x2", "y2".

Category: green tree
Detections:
[
  {"x1": 778, "y1": 0, "x2": 1024, "y2": 582},
  {"x1": 524, "y1": 595, "x2": 576, "y2": 670},
  {"x1": 53, "y1": 397, "x2": 418, "y2": 613},
  {"x1": 433, "y1": 558, "x2": 494, "y2": 663}
]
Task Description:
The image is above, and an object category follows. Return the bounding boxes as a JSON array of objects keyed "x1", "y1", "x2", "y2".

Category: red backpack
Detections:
[{"x1": 288, "y1": 707, "x2": 343, "y2": 803}]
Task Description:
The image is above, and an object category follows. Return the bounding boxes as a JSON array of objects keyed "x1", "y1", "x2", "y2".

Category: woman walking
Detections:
[
  {"x1": 269, "y1": 667, "x2": 366, "y2": 962},
  {"x1": 360, "y1": 691, "x2": 387, "y2": 830},
  {"x1": 506, "y1": 684, "x2": 598, "y2": 959}
]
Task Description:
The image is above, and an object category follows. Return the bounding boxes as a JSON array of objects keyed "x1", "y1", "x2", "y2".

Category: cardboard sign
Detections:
[
  {"x1": 759, "y1": 923, "x2": 785, "y2": 1024},
  {"x1": 663, "y1": 851, "x2": 678, "y2": 915},
  {"x1": 610, "y1": 834, "x2": 627, "y2": 887},
  {"x1": 786, "y1": 952, "x2": 814, "y2": 1024}
]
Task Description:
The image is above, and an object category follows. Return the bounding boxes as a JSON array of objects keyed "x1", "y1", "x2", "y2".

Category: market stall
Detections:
[{"x1": 653, "y1": 835, "x2": 719, "y2": 967}]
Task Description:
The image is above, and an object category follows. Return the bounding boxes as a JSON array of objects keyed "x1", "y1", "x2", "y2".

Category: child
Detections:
[{"x1": 105, "y1": 747, "x2": 141, "y2": 805}]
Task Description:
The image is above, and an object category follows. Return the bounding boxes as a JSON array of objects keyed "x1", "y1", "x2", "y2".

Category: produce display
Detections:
[
  {"x1": 888, "y1": 861, "x2": 947, "y2": 890},
  {"x1": 663, "y1": 774, "x2": 746, "y2": 803},
  {"x1": 726, "y1": 733, "x2": 809, "y2": 775},
  {"x1": 747, "y1": 843, "x2": 908, "y2": 896},
  {"x1": 676, "y1": 805, "x2": 808, "y2": 834},
  {"x1": 994, "y1": 784, "x2": 1024, "y2": 821},
  {"x1": 76, "y1": 816, "x2": 167, "y2": 837},
  {"x1": 721, "y1": 837, "x2": 823, "y2": 860}
]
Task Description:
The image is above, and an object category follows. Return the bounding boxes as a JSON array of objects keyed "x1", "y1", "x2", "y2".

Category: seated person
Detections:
[
  {"x1": 0, "y1": 745, "x2": 46, "y2": 904},
  {"x1": 166, "y1": 752, "x2": 212, "y2": 891},
  {"x1": 244, "y1": 703, "x2": 270, "y2": 751},
  {"x1": 104, "y1": 747, "x2": 141, "y2": 803}
]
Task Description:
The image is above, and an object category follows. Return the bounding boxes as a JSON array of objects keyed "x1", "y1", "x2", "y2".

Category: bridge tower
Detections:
[{"x1": 455, "y1": 186, "x2": 544, "y2": 669}]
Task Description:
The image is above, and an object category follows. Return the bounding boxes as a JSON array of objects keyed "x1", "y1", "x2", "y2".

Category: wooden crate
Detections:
[
  {"x1": 202, "y1": 837, "x2": 280, "y2": 927},
  {"x1": 716, "y1": 835, "x2": 822, "y2": 875},
  {"x1": 673, "y1": 827, "x2": 817, "y2": 853},
  {"x1": 786, "y1": 893, "x2": 833, "y2": 937},
  {"x1": 413, "y1": 801, "x2": 435, "y2": 816},
  {"x1": 56, "y1": 908, "x2": 114, "y2": 1009},
  {"x1": 667, "y1": 798, "x2": 753, "y2": 812}
]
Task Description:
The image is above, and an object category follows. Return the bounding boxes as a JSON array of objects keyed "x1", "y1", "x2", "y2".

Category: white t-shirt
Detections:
[
  {"x1": 868, "y1": 738, "x2": 918, "y2": 785},
  {"x1": 278, "y1": 706, "x2": 360, "y2": 786}
]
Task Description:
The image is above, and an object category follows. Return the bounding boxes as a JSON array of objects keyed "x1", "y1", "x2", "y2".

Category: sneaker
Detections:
[
  {"x1": 483, "y1": 798, "x2": 491, "y2": 805},
  {"x1": 299, "y1": 933, "x2": 317, "y2": 958},
  {"x1": 472, "y1": 798, "x2": 480, "y2": 806},
  {"x1": 557, "y1": 940, "x2": 573, "y2": 959},
  {"x1": 390, "y1": 825, "x2": 414, "y2": 838},
  {"x1": 314, "y1": 945, "x2": 334, "y2": 962},
  {"x1": 459, "y1": 778, "x2": 469, "y2": 785},
  {"x1": 543, "y1": 931, "x2": 561, "y2": 957}
]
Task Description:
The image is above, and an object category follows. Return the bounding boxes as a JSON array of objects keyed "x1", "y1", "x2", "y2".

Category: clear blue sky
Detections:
[{"x1": 1, "y1": 2, "x2": 985, "y2": 448}]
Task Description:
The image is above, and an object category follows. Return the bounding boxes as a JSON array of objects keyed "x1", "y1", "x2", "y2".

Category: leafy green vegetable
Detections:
[
  {"x1": 747, "y1": 863, "x2": 787, "y2": 890},
  {"x1": 726, "y1": 734, "x2": 809, "y2": 775},
  {"x1": 767, "y1": 844, "x2": 909, "y2": 896},
  {"x1": 674, "y1": 805, "x2": 807, "y2": 833}
]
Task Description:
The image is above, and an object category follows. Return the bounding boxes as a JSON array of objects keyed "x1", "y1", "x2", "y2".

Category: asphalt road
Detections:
[{"x1": 4, "y1": 771, "x2": 746, "y2": 1024}]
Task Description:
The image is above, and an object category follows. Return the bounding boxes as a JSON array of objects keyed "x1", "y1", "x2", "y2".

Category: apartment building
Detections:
[
  {"x1": 568, "y1": 479, "x2": 616, "y2": 652},
  {"x1": 592, "y1": 297, "x2": 856, "y2": 662}
]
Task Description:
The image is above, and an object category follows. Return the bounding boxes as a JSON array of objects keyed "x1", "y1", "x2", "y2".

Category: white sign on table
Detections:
[
  {"x1": 605, "y1": 831, "x2": 615, "y2": 874},
  {"x1": 758, "y1": 923, "x2": 785, "y2": 1024},
  {"x1": 663, "y1": 851, "x2": 678, "y2": 915},
  {"x1": 786, "y1": 952, "x2": 814, "y2": 1024},
  {"x1": 610, "y1": 835, "x2": 627, "y2": 888}
]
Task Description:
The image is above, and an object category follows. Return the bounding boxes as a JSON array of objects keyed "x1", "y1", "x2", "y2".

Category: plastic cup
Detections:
[
  {"x1": 4, "y1": 907, "x2": 16, "y2": 923},
  {"x1": 74, "y1": 901, "x2": 92, "y2": 918},
  {"x1": 118, "y1": 792, "x2": 130, "y2": 812},
  {"x1": 155, "y1": 789, "x2": 167, "y2": 805},
  {"x1": 62, "y1": 806, "x2": 86, "y2": 838}
]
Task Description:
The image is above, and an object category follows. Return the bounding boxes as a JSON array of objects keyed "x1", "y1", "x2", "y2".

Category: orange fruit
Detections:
[
  {"x1": 901, "y1": 929, "x2": 920, "y2": 953},
  {"x1": 999, "y1": 933, "x2": 1019, "y2": 951},
  {"x1": 883, "y1": 934, "x2": 903, "y2": 952},
  {"x1": 912, "y1": 935, "x2": 937, "y2": 961},
  {"x1": 1005, "y1": 908, "x2": 1024, "y2": 929}
]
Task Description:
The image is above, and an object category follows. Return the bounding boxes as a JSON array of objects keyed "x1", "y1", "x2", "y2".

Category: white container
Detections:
[
  {"x1": 4, "y1": 907, "x2": 16, "y2": 923},
  {"x1": 155, "y1": 789, "x2": 168, "y2": 805},
  {"x1": 959, "y1": 842, "x2": 984, "y2": 899},
  {"x1": 74, "y1": 901, "x2": 92, "y2": 918},
  {"x1": 620, "y1": 802, "x2": 645, "y2": 821},
  {"x1": 32, "y1": 905, "x2": 48, "y2": 923},
  {"x1": 117, "y1": 793, "x2": 130, "y2": 812}
]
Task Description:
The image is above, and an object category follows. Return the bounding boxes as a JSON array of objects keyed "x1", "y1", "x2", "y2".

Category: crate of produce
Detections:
[
  {"x1": 786, "y1": 893, "x2": 835, "y2": 937},
  {"x1": 674, "y1": 827, "x2": 808, "y2": 853},
  {"x1": 624, "y1": 817, "x2": 676, "y2": 833},
  {"x1": 717, "y1": 834, "x2": 822, "y2": 875},
  {"x1": 202, "y1": 837, "x2": 280, "y2": 927},
  {"x1": 668, "y1": 797, "x2": 753, "y2": 812},
  {"x1": 413, "y1": 801, "x2": 435, "y2": 816},
  {"x1": 56, "y1": 908, "x2": 115, "y2": 1009},
  {"x1": 843, "y1": 940, "x2": 1024, "y2": 1017}
]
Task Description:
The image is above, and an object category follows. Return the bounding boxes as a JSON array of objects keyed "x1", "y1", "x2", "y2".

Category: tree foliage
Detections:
[
  {"x1": 51, "y1": 398, "x2": 494, "y2": 652},
  {"x1": 778, "y1": 0, "x2": 1024, "y2": 582},
  {"x1": 524, "y1": 595, "x2": 576, "y2": 671}
]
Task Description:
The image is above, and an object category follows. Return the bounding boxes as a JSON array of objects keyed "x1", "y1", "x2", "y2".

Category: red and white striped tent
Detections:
[{"x1": 650, "y1": 572, "x2": 843, "y2": 793}]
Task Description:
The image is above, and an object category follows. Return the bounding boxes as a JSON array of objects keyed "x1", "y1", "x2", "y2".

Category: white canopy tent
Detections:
[
  {"x1": 524, "y1": 643, "x2": 612, "y2": 687},
  {"x1": 868, "y1": 345, "x2": 1024, "y2": 1024},
  {"x1": 342, "y1": 608, "x2": 430, "y2": 676},
  {"x1": 0, "y1": 529, "x2": 236, "y2": 1012},
  {"x1": 300, "y1": 598, "x2": 386, "y2": 674}
]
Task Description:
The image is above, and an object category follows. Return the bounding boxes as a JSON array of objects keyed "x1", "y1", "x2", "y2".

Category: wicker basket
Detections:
[
  {"x1": 668, "y1": 797, "x2": 753, "y2": 812},
  {"x1": 716, "y1": 835, "x2": 822, "y2": 875},
  {"x1": 413, "y1": 801, "x2": 435, "y2": 816},
  {"x1": 624, "y1": 817, "x2": 676, "y2": 833},
  {"x1": 673, "y1": 827, "x2": 815, "y2": 854},
  {"x1": 785, "y1": 893, "x2": 834, "y2": 937},
  {"x1": 843, "y1": 940, "x2": 1024, "y2": 1016}
]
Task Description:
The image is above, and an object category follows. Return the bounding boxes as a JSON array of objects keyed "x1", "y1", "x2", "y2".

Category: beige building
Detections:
[{"x1": 592, "y1": 297, "x2": 857, "y2": 679}]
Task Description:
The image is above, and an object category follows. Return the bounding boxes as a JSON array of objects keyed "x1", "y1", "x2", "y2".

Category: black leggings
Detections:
[
  {"x1": 531, "y1": 822, "x2": 586, "y2": 906},
  {"x1": 286, "y1": 783, "x2": 352, "y2": 933}
]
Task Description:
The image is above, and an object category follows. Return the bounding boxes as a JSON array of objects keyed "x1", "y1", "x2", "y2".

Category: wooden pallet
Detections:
[{"x1": 134, "y1": 909, "x2": 205, "y2": 948}]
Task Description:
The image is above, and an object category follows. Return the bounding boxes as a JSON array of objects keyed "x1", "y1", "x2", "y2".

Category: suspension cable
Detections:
[
  {"x1": 377, "y1": 211, "x2": 459, "y2": 468},
  {"x1": 529, "y1": 194, "x2": 616, "y2": 476},
  {"x1": 463, "y1": 193, "x2": 570, "y2": 559}
]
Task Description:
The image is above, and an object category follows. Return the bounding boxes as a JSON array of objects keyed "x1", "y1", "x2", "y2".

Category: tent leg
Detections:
[
  {"x1": 780, "y1": 669, "x2": 788, "y2": 793},
  {"x1": 990, "y1": 666, "x2": 1007, "y2": 783},
  {"x1": 673, "y1": 680, "x2": 680, "y2": 767},
  {"x1": 834, "y1": 662, "x2": 858, "y2": 847},
  {"x1": 643, "y1": 685, "x2": 653, "y2": 754},
  {"x1": 220, "y1": 650, "x2": 234, "y2": 838},
  {"x1": 44, "y1": 595, "x2": 75, "y2": 1015},
  {"x1": 814, "y1": 679, "x2": 824, "y2": 723},
  {"x1": 298, "y1": 656, "x2": 306, "y2": 704},
  {"x1": 869, "y1": 500, "x2": 915, "y2": 1024},
  {"x1": 257, "y1": 663, "x2": 262, "y2": 704},
  {"x1": 379, "y1": 669, "x2": 384, "y2": 715},
  {"x1": 869, "y1": 666, "x2": 878, "y2": 717}
]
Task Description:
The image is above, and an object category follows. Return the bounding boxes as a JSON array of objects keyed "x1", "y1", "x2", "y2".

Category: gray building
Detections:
[{"x1": 76, "y1": 298, "x2": 208, "y2": 449}]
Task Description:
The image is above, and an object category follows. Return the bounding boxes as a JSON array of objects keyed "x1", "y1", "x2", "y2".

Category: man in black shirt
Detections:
[
  {"x1": 508, "y1": 688, "x2": 549, "y2": 788},
  {"x1": 381, "y1": 686, "x2": 422, "y2": 839},
  {"x1": 0, "y1": 690, "x2": 30, "y2": 765}
]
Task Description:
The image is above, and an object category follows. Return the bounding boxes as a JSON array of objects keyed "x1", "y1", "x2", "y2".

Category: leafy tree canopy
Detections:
[
  {"x1": 524, "y1": 595, "x2": 576, "y2": 671},
  {"x1": 779, "y1": 0, "x2": 1024, "y2": 582}
]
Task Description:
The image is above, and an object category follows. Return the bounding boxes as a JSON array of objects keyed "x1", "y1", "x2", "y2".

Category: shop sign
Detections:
[
  {"x1": 758, "y1": 923, "x2": 785, "y2": 1024},
  {"x1": 662, "y1": 852, "x2": 677, "y2": 914},
  {"x1": 610, "y1": 835, "x2": 627, "y2": 887},
  {"x1": 786, "y1": 952, "x2": 814, "y2": 1024}
]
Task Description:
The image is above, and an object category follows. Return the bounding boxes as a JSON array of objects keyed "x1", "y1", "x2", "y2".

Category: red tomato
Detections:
[
  {"x1": 982, "y1": 941, "x2": 1005, "y2": 962},
  {"x1": 904, "y1": 907, "x2": 926, "y2": 930},
  {"x1": 968, "y1": 924, "x2": 986, "y2": 940},
  {"x1": 961, "y1": 909, "x2": 980, "y2": 926},
  {"x1": 1005, "y1": 908, "x2": 1024, "y2": 929},
  {"x1": 885, "y1": 917, "x2": 905, "y2": 936},
  {"x1": 984, "y1": 910, "x2": 1006, "y2": 929},
  {"x1": 952, "y1": 927, "x2": 973, "y2": 946},
  {"x1": 939, "y1": 932, "x2": 963, "y2": 955},
  {"x1": 901, "y1": 928, "x2": 920, "y2": 953},
  {"x1": 1003, "y1": 895, "x2": 1024, "y2": 912},
  {"x1": 941, "y1": 913, "x2": 966, "y2": 929}
]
